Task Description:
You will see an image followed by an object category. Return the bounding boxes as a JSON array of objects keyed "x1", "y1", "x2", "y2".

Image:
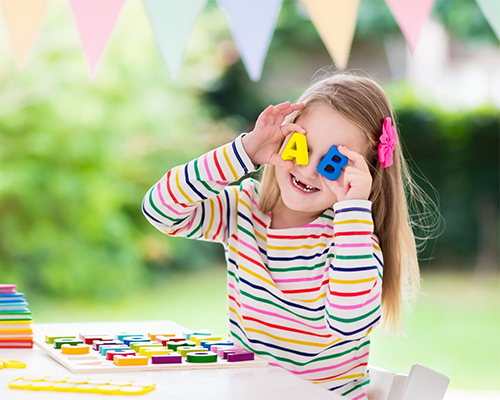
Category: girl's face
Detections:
[{"x1": 275, "y1": 104, "x2": 367, "y2": 220}]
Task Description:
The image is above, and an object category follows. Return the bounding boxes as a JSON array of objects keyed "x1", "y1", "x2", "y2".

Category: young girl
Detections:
[{"x1": 142, "y1": 71, "x2": 422, "y2": 399}]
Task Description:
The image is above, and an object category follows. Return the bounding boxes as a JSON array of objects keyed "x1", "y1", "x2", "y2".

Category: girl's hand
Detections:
[
  {"x1": 242, "y1": 101, "x2": 306, "y2": 167},
  {"x1": 321, "y1": 145, "x2": 373, "y2": 202}
]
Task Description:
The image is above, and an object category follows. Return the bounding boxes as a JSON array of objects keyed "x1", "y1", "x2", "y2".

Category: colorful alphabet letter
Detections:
[
  {"x1": 281, "y1": 133, "x2": 308, "y2": 165},
  {"x1": 317, "y1": 145, "x2": 348, "y2": 181}
]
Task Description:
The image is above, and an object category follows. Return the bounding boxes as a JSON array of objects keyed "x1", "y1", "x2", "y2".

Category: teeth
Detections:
[{"x1": 292, "y1": 175, "x2": 317, "y2": 193}]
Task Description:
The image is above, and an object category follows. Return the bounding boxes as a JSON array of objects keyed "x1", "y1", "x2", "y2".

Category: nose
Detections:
[{"x1": 298, "y1": 158, "x2": 320, "y2": 180}]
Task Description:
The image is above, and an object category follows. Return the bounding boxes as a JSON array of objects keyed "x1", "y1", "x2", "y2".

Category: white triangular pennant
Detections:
[
  {"x1": 143, "y1": 0, "x2": 208, "y2": 80},
  {"x1": 216, "y1": 0, "x2": 284, "y2": 81},
  {"x1": 476, "y1": 0, "x2": 500, "y2": 40}
]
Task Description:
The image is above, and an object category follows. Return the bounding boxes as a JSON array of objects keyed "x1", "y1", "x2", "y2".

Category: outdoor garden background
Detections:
[{"x1": 0, "y1": 0, "x2": 498, "y2": 395}]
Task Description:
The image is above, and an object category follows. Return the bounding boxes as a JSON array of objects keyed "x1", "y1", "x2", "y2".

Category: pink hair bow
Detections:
[{"x1": 378, "y1": 117, "x2": 398, "y2": 168}]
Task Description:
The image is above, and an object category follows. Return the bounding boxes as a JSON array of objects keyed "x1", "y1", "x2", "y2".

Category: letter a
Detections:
[{"x1": 281, "y1": 133, "x2": 309, "y2": 165}]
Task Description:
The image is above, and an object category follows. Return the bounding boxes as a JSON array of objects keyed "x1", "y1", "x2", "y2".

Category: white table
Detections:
[{"x1": 0, "y1": 321, "x2": 341, "y2": 400}]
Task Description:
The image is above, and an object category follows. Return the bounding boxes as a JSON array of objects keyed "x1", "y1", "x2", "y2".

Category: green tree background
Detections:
[{"x1": 1, "y1": 0, "x2": 498, "y2": 296}]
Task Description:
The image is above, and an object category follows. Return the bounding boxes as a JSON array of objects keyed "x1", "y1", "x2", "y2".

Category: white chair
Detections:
[{"x1": 367, "y1": 364, "x2": 450, "y2": 400}]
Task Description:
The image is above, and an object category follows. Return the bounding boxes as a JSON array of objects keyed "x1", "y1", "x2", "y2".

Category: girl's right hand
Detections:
[{"x1": 242, "y1": 101, "x2": 306, "y2": 168}]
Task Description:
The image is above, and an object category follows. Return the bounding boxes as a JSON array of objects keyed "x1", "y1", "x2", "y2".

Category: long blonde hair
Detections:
[{"x1": 258, "y1": 70, "x2": 441, "y2": 333}]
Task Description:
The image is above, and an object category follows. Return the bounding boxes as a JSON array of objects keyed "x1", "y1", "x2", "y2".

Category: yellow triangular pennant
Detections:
[
  {"x1": 0, "y1": 0, "x2": 49, "y2": 69},
  {"x1": 301, "y1": 0, "x2": 361, "y2": 70}
]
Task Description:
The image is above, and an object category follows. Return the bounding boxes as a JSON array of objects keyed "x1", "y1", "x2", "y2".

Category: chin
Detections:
[{"x1": 280, "y1": 188, "x2": 324, "y2": 214}]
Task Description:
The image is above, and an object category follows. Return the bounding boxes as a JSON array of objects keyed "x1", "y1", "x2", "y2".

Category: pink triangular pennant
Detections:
[
  {"x1": 384, "y1": 0, "x2": 436, "y2": 54},
  {"x1": 67, "y1": 0, "x2": 127, "y2": 79},
  {"x1": 0, "y1": 0, "x2": 49, "y2": 69}
]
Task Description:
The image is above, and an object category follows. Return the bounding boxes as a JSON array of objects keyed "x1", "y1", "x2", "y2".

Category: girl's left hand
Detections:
[{"x1": 321, "y1": 145, "x2": 373, "y2": 202}]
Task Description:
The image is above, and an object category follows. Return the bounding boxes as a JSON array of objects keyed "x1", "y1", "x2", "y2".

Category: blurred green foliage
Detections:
[
  {"x1": 0, "y1": 0, "x2": 498, "y2": 300},
  {"x1": 355, "y1": 0, "x2": 499, "y2": 43},
  {"x1": 393, "y1": 102, "x2": 499, "y2": 269},
  {"x1": 0, "y1": 0, "x2": 235, "y2": 297}
]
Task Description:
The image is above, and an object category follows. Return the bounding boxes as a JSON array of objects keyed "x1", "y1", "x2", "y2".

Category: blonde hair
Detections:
[{"x1": 258, "y1": 70, "x2": 442, "y2": 333}]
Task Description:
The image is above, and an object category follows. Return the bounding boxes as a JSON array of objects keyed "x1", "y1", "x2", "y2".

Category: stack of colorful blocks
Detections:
[
  {"x1": 0, "y1": 284, "x2": 34, "y2": 348},
  {"x1": 45, "y1": 329, "x2": 255, "y2": 366}
]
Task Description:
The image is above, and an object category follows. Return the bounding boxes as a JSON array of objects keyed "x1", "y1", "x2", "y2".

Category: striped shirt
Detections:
[{"x1": 142, "y1": 134, "x2": 383, "y2": 399}]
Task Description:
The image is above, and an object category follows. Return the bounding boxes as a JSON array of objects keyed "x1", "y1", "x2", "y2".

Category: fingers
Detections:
[
  {"x1": 321, "y1": 175, "x2": 346, "y2": 200},
  {"x1": 281, "y1": 123, "x2": 306, "y2": 137},
  {"x1": 273, "y1": 101, "x2": 303, "y2": 112},
  {"x1": 259, "y1": 102, "x2": 303, "y2": 127},
  {"x1": 342, "y1": 167, "x2": 365, "y2": 189},
  {"x1": 275, "y1": 102, "x2": 303, "y2": 123},
  {"x1": 267, "y1": 101, "x2": 290, "y2": 125},
  {"x1": 276, "y1": 101, "x2": 303, "y2": 116},
  {"x1": 274, "y1": 101, "x2": 292, "y2": 111},
  {"x1": 270, "y1": 102, "x2": 290, "y2": 126},
  {"x1": 338, "y1": 145, "x2": 370, "y2": 173},
  {"x1": 262, "y1": 104, "x2": 274, "y2": 115},
  {"x1": 290, "y1": 102, "x2": 304, "y2": 111},
  {"x1": 255, "y1": 105, "x2": 274, "y2": 129},
  {"x1": 269, "y1": 153, "x2": 294, "y2": 169},
  {"x1": 335, "y1": 164, "x2": 372, "y2": 201}
]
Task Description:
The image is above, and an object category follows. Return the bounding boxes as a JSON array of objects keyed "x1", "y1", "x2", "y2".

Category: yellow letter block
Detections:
[
  {"x1": 61, "y1": 344, "x2": 90, "y2": 355},
  {"x1": 113, "y1": 355, "x2": 148, "y2": 366},
  {"x1": 140, "y1": 348, "x2": 173, "y2": 358},
  {"x1": 148, "y1": 332, "x2": 175, "y2": 341},
  {"x1": 190, "y1": 335, "x2": 222, "y2": 346},
  {"x1": 281, "y1": 132, "x2": 308, "y2": 165},
  {"x1": 1, "y1": 359, "x2": 27, "y2": 369}
]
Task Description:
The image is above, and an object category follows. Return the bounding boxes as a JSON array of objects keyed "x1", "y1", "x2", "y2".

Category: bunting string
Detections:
[{"x1": 0, "y1": 0, "x2": 497, "y2": 81}]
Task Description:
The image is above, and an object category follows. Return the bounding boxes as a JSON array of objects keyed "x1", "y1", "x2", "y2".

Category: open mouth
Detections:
[{"x1": 291, "y1": 174, "x2": 319, "y2": 193}]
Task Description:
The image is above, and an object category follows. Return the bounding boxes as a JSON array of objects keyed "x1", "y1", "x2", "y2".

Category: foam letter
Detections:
[
  {"x1": 317, "y1": 145, "x2": 348, "y2": 181},
  {"x1": 281, "y1": 133, "x2": 308, "y2": 165}
]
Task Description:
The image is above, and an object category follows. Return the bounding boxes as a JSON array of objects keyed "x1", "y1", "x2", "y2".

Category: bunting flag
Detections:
[
  {"x1": 476, "y1": 0, "x2": 500, "y2": 40},
  {"x1": 0, "y1": 0, "x2": 496, "y2": 80},
  {"x1": 216, "y1": 0, "x2": 284, "y2": 82},
  {"x1": 68, "y1": 0, "x2": 127, "y2": 80},
  {"x1": 143, "y1": 0, "x2": 208, "y2": 80},
  {"x1": 300, "y1": 0, "x2": 361, "y2": 71},
  {"x1": 384, "y1": 0, "x2": 436, "y2": 54},
  {"x1": 0, "y1": 0, "x2": 49, "y2": 69}
]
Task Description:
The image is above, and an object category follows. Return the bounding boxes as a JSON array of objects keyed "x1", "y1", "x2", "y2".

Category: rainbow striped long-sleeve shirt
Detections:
[{"x1": 142, "y1": 134, "x2": 383, "y2": 399}]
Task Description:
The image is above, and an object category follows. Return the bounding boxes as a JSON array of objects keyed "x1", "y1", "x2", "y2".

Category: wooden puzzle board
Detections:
[{"x1": 34, "y1": 321, "x2": 268, "y2": 374}]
